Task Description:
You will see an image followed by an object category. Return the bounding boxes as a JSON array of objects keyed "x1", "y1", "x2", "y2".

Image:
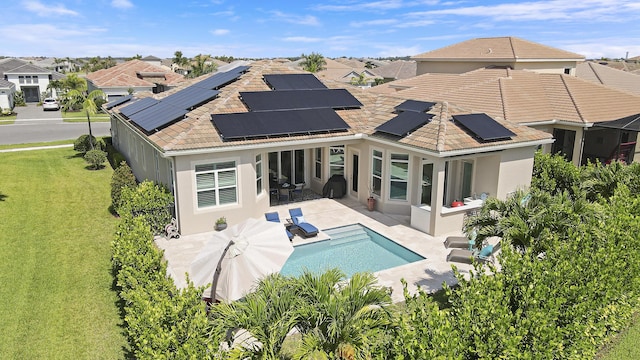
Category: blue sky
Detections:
[{"x1": 3, "y1": 0, "x2": 640, "y2": 60}]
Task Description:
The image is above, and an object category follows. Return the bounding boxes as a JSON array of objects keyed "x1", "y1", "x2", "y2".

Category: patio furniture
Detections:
[
  {"x1": 446, "y1": 243, "x2": 499, "y2": 264},
  {"x1": 277, "y1": 187, "x2": 290, "y2": 204},
  {"x1": 265, "y1": 212, "x2": 294, "y2": 241},
  {"x1": 288, "y1": 207, "x2": 319, "y2": 238},
  {"x1": 291, "y1": 182, "x2": 306, "y2": 201},
  {"x1": 443, "y1": 235, "x2": 472, "y2": 249}
]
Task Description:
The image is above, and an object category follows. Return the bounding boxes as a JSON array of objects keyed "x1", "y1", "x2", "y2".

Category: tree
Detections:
[
  {"x1": 173, "y1": 50, "x2": 189, "y2": 67},
  {"x1": 300, "y1": 52, "x2": 326, "y2": 73},
  {"x1": 84, "y1": 149, "x2": 107, "y2": 170},
  {"x1": 60, "y1": 74, "x2": 88, "y2": 94},
  {"x1": 64, "y1": 89, "x2": 106, "y2": 149},
  {"x1": 350, "y1": 72, "x2": 371, "y2": 86},
  {"x1": 188, "y1": 54, "x2": 217, "y2": 78}
]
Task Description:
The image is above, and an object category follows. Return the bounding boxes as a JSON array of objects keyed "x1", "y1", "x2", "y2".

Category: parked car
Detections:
[{"x1": 42, "y1": 98, "x2": 60, "y2": 111}]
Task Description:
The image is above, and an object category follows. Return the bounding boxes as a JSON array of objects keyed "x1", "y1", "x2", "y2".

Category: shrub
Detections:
[
  {"x1": 111, "y1": 161, "x2": 137, "y2": 215},
  {"x1": 84, "y1": 149, "x2": 107, "y2": 170},
  {"x1": 14, "y1": 91, "x2": 25, "y2": 106},
  {"x1": 74, "y1": 134, "x2": 105, "y2": 154},
  {"x1": 103, "y1": 137, "x2": 127, "y2": 170},
  {"x1": 119, "y1": 181, "x2": 174, "y2": 235}
]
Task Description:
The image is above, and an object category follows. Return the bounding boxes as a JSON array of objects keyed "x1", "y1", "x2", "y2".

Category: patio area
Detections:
[{"x1": 155, "y1": 196, "x2": 474, "y2": 303}]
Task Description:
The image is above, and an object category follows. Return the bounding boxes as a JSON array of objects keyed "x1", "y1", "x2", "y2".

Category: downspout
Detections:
[
  {"x1": 169, "y1": 156, "x2": 179, "y2": 230},
  {"x1": 579, "y1": 128, "x2": 587, "y2": 166}
]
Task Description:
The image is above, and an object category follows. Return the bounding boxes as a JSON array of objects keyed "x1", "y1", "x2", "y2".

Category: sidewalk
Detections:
[{"x1": 0, "y1": 144, "x2": 73, "y2": 153}]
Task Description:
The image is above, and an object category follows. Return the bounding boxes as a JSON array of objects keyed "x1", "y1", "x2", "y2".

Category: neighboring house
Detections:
[
  {"x1": 311, "y1": 58, "x2": 381, "y2": 86},
  {"x1": 0, "y1": 58, "x2": 64, "y2": 102},
  {"x1": 576, "y1": 61, "x2": 640, "y2": 96},
  {"x1": 107, "y1": 60, "x2": 551, "y2": 237},
  {"x1": 86, "y1": 59, "x2": 185, "y2": 100},
  {"x1": 371, "y1": 60, "x2": 417, "y2": 82},
  {"x1": 372, "y1": 67, "x2": 640, "y2": 166},
  {"x1": 412, "y1": 36, "x2": 584, "y2": 76},
  {"x1": 141, "y1": 55, "x2": 162, "y2": 67},
  {"x1": 0, "y1": 79, "x2": 16, "y2": 110}
]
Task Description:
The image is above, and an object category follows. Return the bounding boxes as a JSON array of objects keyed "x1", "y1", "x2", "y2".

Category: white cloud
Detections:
[
  {"x1": 350, "y1": 19, "x2": 398, "y2": 28},
  {"x1": 111, "y1": 0, "x2": 134, "y2": 9},
  {"x1": 282, "y1": 36, "x2": 323, "y2": 43},
  {"x1": 270, "y1": 11, "x2": 320, "y2": 26},
  {"x1": 374, "y1": 44, "x2": 423, "y2": 57},
  {"x1": 211, "y1": 29, "x2": 230, "y2": 35},
  {"x1": 24, "y1": 1, "x2": 79, "y2": 16}
]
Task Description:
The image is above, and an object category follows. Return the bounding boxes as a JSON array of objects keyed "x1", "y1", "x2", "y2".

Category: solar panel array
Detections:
[
  {"x1": 240, "y1": 88, "x2": 362, "y2": 111},
  {"x1": 395, "y1": 100, "x2": 436, "y2": 113},
  {"x1": 117, "y1": 66, "x2": 250, "y2": 133},
  {"x1": 211, "y1": 108, "x2": 350, "y2": 140},
  {"x1": 453, "y1": 113, "x2": 516, "y2": 141},
  {"x1": 375, "y1": 112, "x2": 435, "y2": 137},
  {"x1": 263, "y1": 74, "x2": 328, "y2": 90},
  {"x1": 105, "y1": 95, "x2": 133, "y2": 110},
  {"x1": 120, "y1": 97, "x2": 160, "y2": 117}
]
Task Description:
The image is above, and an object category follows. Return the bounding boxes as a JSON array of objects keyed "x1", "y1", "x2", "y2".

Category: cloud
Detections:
[
  {"x1": 1, "y1": 23, "x2": 105, "y2": 42},
  {"x1": 314, "y1": 0, "x2": 407, "y2": 12},
  {"x1": 24, "y1": 1, "x2": 79, "y2": 16},
  {"x1": 111, "y1": 0, "x2": 134, "y2": 9},
  {"x1": 270, "y1": 10, "x2": 320, "y2": 26},
  {"x1": 282, "y1": 36, "x2": 323, "y2": 43},
  {"x1": 350, "y1": 19, "x2": 398, "y2": 28},
  {"x1": 374, "y1": 44, "x2": 423, "y2": 57},
  {"x1": 211, "y1": 29, "x2": 230, "y2": 35}
]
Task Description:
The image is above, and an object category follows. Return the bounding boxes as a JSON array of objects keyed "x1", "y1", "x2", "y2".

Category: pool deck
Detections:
[{"x1": 155, "y1": 197, "x2": 474, "y2": 303}]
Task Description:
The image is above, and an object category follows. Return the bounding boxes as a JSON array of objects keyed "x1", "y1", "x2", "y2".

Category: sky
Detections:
[{"x1": 2, "y1": 0, "x2": 640, "y2": 60}]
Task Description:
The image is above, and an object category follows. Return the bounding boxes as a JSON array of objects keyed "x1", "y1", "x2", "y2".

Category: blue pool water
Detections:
[{"x1": 280, "y1": 223, "x2": 425, "y2": 278}]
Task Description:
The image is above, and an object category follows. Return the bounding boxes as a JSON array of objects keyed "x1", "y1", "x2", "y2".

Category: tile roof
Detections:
[
  {"x1": 0, "y1": 79, "x2": 14, "y2": 88},
  {"x1": 109, "y1": 60, "x2": 551, "y2": 155},
  {"x1": 412, "y1": 36, "x2": 585, "y2": 61},
  {"x1": 86, "y1": 59, "x2": 185, "y2": 88},
  {"x1": 576, "y1": 61, "x2": 640, "y2": 96},
  {"x1": 0, "y1": 58, "x2": 54, "y2": 76},
  {"x1": 371, "y1": 60, "x2": 416, "y2": 80},
  {"x1": 371, "y1": 68, "x2": 640, "y2": 125}
]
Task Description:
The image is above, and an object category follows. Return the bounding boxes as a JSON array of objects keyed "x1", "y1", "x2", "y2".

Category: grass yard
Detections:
[
  {"x1": 597, "y1": 313, "x2": 640, "y2": 359},
  {"x1": 62, "y1": 109, "x2": 110, "y2": 122},
  {"x1": 0, "y1": 147, "x2": 127, "y2": 359}
]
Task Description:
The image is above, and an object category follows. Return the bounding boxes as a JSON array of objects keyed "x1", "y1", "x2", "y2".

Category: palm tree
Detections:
[
  {"x1": 61, "y1": 74, "x2": 87, "y2": 93},
  {"x1": 350, "y1": 72, "x2": 371, "y2": 87},
  {"x1": 173, "y1": 50, "x2": 189, "y2": 67},
  {"x1": 300, "y1": 52, "x2": 326, "y2": 73},
  {"x1": 65, "y1": 89, "x2": 106, "y2": 149},
  {"x1": 189, "y1": 54, "x2": 217, "y2": 78}
]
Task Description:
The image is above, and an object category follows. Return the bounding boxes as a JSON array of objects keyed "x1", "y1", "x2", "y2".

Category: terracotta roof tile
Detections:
[
  {"x1": 576, "y1": 62, "x2": 640, "y2": 96},
  {"x1": 87, "y1": 59, "x2": 185, "y2": 88}
]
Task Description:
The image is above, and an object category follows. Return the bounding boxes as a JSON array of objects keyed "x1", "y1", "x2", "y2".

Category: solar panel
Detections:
[
  {"x1": 376, "y1": 112, "x2": 435, "y2": 137},
  {"x1": 129, "y1": 102, "x2": 188, "y2": 133},
  {"x1": 395, "y1": 100, "x2": 436, "y2": 113},
  {"x1": 453, "y1": 113, "x2": 516, "y2": 141},
  {"x1": 120, "y1": 97, "x2": 160, "y2": 117},
  {"x1": 263, "y1": 74, "x2": 327, "y2": 90},
  {"x1": 162, "y1": 86, "x2": 219, "y2": 109},
  {"x1": 105, "y1": 95, "x2": 133, "y2": 110},
  {"x1": 211, "y1": 108, "x2": 350, "y2": 140},
  {"x1": 240, "y1": 89, "x2": 362, "y2": 111},
  {"x1": 191, "y1": 67, "x2": 248, "y2": 90}
]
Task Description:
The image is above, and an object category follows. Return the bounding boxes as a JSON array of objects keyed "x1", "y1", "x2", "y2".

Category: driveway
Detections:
[{"x1": 15, "y1": 103, "x2": 63, "y2": 121}]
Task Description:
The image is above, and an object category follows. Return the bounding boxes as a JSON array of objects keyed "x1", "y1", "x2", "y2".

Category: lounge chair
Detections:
[
  {"x1": 446, "y1": 242, "x2": 500, "y2": 264},
  {"x1": 264, "y1": 212, "x2": 294, "y2": 241},
  {"x1": 443, "y1": 235, "x2": 473, "y2": 249},
  {"x1": 288, "y1": 207, "x2": 319, "y2": 238}
]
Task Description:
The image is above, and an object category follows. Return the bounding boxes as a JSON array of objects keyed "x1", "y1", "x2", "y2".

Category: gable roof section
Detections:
[
  {"x1": 576, "y1": 62, "x2": 640, "y2": 96},
  {"x1": 109, "y1": 60, "x2": 551, "y2": 154},
  {"x1": 371, "y1": 60, "x2": 416, "y2": 80},
  {"x1": 87, "y1": 59, "x2": 184, "y2": 88},
  {"x1": 0, "y1": 58, "x2": 55, "y2": 77},
  {"x1": 372, "y1": 68, "x2": 640, "y2": 125},
  {"x1": 412, "y1": 37, "x2": 584, "y2": 62}
]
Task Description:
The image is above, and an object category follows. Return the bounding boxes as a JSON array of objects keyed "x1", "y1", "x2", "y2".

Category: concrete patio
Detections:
[{"x1": 155, "y1": 196, "x2": 474, "y2": 303}]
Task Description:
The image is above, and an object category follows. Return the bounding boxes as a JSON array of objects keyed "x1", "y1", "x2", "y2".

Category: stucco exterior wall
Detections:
[
  {"x1": 495, "y1": 146, "x2": 537, "y2": 198},
  {"x1": 416, "y1": 60, "x2": 578, "y2": 76}
]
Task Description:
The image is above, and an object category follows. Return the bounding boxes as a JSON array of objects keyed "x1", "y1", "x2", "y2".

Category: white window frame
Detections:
[
  {"x1": 255, "y1": 154, "x2": 263, "y2": 196},
  {"x1": 18, "y1": 76, "x2": 25, "y2": 84},
  {"x1": 388, "y1": 153, "x2": 409, "y2": 201},
  {"x1": 314, "y1": 147, "x2": 322, "y2": 179},
  {"x1": 195, "y1": 160, "x2": 238, "y2": 209},
  {"x1": 371, "y1": 149, "x2": 383, "y2": 197},
  {"x1": 329, "y1": 145, "x2": 345, "y2": 177}
]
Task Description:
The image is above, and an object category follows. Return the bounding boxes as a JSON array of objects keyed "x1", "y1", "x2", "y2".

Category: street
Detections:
[{"x1": 0, "y1": 104, "x2": 111, "y2": 145}]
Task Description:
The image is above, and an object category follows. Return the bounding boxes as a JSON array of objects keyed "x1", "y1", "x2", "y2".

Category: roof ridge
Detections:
[
  {"x1": 508, "y1": 37, "x2": 517, "y2": 59},
  {"x1": 588, "y1": 62, "x2": 605, "y2": 85},
  {"x1": 436, "y1": 101, "x2": 449, "y2": 152},
  {"x1": 498, "y1": 77, "x2": 508, "y2": 121},
  {"x1": 559, "y1": 74, "x2": 586, "y2": 123}
]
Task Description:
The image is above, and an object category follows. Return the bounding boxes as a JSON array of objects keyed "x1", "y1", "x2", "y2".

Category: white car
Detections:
[{"x1": 42, "y1": 98, "x2": 60, "y2": 111}]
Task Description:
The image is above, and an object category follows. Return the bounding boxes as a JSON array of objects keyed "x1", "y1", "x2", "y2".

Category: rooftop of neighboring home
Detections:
[
  {"x1": 576, "y1": 61, "x2": 640, "y2": 96},
  {"x1": 371, "y1": 60, "x2": 417, "y2": 81},
  {"x1": 87, "y1": 59, "x2": 185, "y2": 88},
  {"x1": 370, "y1": 67, "x2": 640, "y2": 126},
  {"x1": 108, "y1": 60, "x2": 550, "y2": 154},
  {"x1": 412, "y1": 36, "x2": 585, "y2": 61},
  {"x1": 302, "y1": 58, "x2": 381, "y2": 83},
  {"x1": 0, "y1": 58, "x2": 64, "y2": 79},
  {"x1": 0, "y1": 79, "x2": 14, "y2": 88}
]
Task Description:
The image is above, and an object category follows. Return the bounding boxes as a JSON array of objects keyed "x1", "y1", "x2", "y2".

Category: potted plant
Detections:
[
  {"x1": 367, "y1": 185, "x2": 376, "y2": 211},
  {"x1": 215, "y1": 216, "x2": 227, "y2": 231}
]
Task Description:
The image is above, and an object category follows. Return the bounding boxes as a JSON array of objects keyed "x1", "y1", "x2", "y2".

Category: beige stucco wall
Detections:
[
  {"x1": 495, "y1": 146, "x2": 537, "y2": 198},
  {"x1": 416, "y1": 60, "x2": 578, "y2": 76}
]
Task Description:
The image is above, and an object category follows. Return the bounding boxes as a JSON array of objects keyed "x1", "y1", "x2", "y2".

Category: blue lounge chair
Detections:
[
  {"x1": 446, "y1": 242, "x2": 500, "y2": 264},
  {"x1": 288, "y1": 207, "x2": 319, "y2": 238},
  {"x1": 264, "y1": 212, "x2": 294, "y2": 241}
]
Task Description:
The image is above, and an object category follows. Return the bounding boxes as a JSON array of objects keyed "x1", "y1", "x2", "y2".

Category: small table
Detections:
[{"x1": 468, "y1": 239, "x2": 475, "y2": 251}]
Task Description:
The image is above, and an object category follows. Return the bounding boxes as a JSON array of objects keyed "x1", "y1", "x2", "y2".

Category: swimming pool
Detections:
[{"x1": 279, "y1": 223, "x2": 425, "y2": 278}]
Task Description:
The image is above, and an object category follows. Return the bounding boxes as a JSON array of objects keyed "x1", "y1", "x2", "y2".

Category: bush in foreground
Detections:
[
  {"x1": 84, "y1": 149, "x2": 107, "y2": 170},
  {"x1": 110, "y1": 161, "x2": 136, "y2": 215}
]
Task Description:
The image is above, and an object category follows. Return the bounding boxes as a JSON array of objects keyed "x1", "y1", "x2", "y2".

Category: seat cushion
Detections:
[
  {"x1": 479, "y1": 245, "x2": 494, "y2": 257},
  {"x1": 297, "y1": 222, "x2": 318, "y2": 235}
]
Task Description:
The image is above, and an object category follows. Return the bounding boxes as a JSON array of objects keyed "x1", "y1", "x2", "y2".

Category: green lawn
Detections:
[
  {"x1": 62, "y1": 109, "x2": 110, "y2": 122},
  {"x1": 598, "y1": 314, "x2": 640, "y2": 359},
  {"x1": 0, "y1": 147, "x2": 127, "y2": 359}
]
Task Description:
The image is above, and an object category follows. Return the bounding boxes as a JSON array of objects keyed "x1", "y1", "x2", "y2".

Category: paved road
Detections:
[{"x1": 0, "y1": 104, "x2": 111, "y2": 145}]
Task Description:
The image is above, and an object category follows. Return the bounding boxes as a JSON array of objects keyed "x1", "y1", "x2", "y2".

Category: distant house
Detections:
[
  {"x1": 312, "y1": 58, "x2": 382, "y2": 86},
  {"x1": 0, "y1": 79, "x2": 16, "y2": 110},
  {"x1": 141, "y1": 55, "x2": 162, "y2": 67},
  {"x1": 576, "y1": 61, "x2": 640, "y2": 96},
  {"x1": 0, "y1": 58, "x2": 64, "y2": 102},
  {"x1": 86, "y1": 59, "x2": 185, "y2": 100},
  {"x1": 412, "y1": 36, "x2": 584, "y2": 76},
  {"x1": 106, "y1": 60, "x2": 551, "y2": 237},
  {"x1": 371, "y1": 60, "x2": 417, "y2": 82}
]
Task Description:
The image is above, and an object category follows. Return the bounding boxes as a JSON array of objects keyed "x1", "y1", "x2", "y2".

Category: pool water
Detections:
[{"x1": 279, "y1": 223, "x2": 425, "y2": 278}]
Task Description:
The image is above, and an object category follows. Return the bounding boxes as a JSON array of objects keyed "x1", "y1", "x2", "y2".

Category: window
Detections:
[
  {"x1": 195, "y1": 161, "x2": 237, "y2": 208},
  {"x1": 268, "y1": 150, "x2": 305, "y2": 185},
  {"x1": 255, "y1": 154, "x2": 263, "y2": 195},
  {"x1": 421, "y1": 162, "x2": 433, "y2": 205},
  {"x1": 564, "y1": 68, "x2": 571, "y2": 75},
  {"x1": 371, "y1": 149, "x2": 383, "y2": 196},
  {"x1": 314, "y1": 148, "x2": 322, "y2": 179},
  {"x1": 18, "y1": 76, "x2": 24, "y2": 84},
  {"x1": 552, "y1": 128, "x2": 576, "y2": 161},
  {"x1": 443, "y1": 159, "x2": 474, "y2": 206},
  {"x1": 389, "y1": 153, "x2": 409, "y2": 200},
  {"x1": 329, "y1": 145, "x2": 344, "y2": 177},
  {"x1": 32, "y1": 76, "x2": 39, "y2": 84}
]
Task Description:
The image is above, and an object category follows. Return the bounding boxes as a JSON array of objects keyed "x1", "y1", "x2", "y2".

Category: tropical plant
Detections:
[
  {"x1": 14, "y1": 91, "x2": 26, "y2": 106},
  {"x1": 300, "y1": 52, "x2": 326, "y2": 73},
  {"x1": 111, "y1": 161, "x2": 137, "y2": 214},
  {"x1": 84, "y1": 149, "x2": 107, "y2": 170},
  {"x1": 60, "y1": 74, "x2": 88, "y2": 94},
  {"x1": 350, "y1": 72, "x2": 371, "y2": 86},
  {"x1": 63, "y1": 89, "x2": 106, "y2": 148},
  {"x1": 173, "y1": 50, "x2": 189, "y2": 68},
  {"x1": 73, "y1": 134, "x2": 104, "y2": 154},
  {"x1": 188, "y1": 54, "x2": 217, "y2": 78}
]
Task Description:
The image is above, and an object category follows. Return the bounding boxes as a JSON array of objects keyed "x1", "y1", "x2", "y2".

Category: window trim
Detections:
[
  {"x1": 194, "y1": 159, "x2": 238, "y2": 210},
  {"x1": 371, "y1": 148, "x2": 383, "y2": 197},
  {"x1": 314, "y1": 147, "x2": 322, "y2": 179},
  {"x1": 329, "y1": 145, "x2": 345, "y2": 177},
  {"x1": 255, "y1": 153, "x2": 263, "y2": 196},
  {"x1": 388, "y1": 153, "x2": 409, "y2": 201}
]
